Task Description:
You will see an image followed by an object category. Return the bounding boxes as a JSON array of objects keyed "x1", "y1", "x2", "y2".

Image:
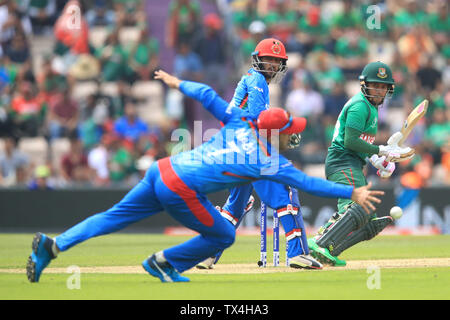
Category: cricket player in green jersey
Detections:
[{"x1": 308, "y1": 61, "x2": 415, "y2": 266}]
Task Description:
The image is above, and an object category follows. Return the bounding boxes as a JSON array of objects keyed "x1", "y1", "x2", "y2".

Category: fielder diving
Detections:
[{"x1": 27, "y1": 72, "x2": 384, "y2": 283}]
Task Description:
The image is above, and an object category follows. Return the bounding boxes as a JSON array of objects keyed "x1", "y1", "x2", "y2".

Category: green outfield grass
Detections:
[{"x1": 1, "y1": 233, "x2": 449, "y2": 300}]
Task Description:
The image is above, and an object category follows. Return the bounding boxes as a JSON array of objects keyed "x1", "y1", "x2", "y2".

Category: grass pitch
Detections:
[{"x1": 0, "y1": 233, "x2": 449, "y2": 300}]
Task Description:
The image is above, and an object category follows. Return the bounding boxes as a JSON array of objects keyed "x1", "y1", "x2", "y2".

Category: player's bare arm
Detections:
[
  {"x1": 154, "y1": 69, "x2": 181, "y2": 89},
  {"x1": 350, "y1": 182, "x2": 384, "y2": 214}
]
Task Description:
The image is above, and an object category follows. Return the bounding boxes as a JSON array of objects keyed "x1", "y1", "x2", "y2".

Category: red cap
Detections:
[
  {"x1": 257, "y1": 108, "x2": 307, "y2": 135},
  {"x1": 252, "y1": 38, "x2": 288, "y2": 60}
]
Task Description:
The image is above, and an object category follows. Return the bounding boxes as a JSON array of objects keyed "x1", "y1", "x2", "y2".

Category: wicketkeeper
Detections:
[
  {"x1": 194, "y1": 38, "x2": 316, "y2": 269},
  {"x1": 308, "y1": 61, "x2": 415, "y2": 266}
]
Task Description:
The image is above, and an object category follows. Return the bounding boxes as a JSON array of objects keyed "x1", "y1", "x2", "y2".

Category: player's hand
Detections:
[
  {"x1": 378, "y1": 132, "x2": 415, "y2": 162},
  {"x1": 369, "y1": 154, "x2": 386, "y2": 170},
  {"x1": 377, "y1": 162, "x2": 395, "y2": 178},
  {"x1": 351, "y1": 182, "x2": 384, "y2": 214},
  {"x1": 154, "y1": 69, "x2": 181, "y2": 89},
  {"x1": 369, "y1": 155, "x2": 395, "y2": 179}
]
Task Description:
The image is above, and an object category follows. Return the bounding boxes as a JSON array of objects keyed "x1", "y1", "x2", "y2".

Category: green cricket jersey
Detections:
[{"x1": 325, "y1": 92, "x2": 380, "y2": 178}]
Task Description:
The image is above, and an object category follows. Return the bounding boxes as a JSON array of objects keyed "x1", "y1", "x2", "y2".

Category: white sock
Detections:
[{"x1": 155, "y1": 251, "x2": 167, "y2": 263}]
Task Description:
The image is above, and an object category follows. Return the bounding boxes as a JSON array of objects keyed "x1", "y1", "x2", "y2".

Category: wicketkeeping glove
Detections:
[
  {"x1": 378, "y1": 132, "x2": 415, "y2": 162},
  {"x1": 288, "y1": 133, "x2": 302, "y2": 149}
]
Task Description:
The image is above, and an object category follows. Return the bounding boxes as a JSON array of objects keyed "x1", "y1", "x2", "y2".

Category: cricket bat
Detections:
[
  {"x1": 398, "y1": 99, "x2": 428, "y2": 146},
  {"x1": 382, "y1": 99, "x2": 428, "y2": 166}
]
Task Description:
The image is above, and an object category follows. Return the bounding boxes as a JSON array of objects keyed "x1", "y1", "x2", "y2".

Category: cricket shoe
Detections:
[
  {"x1": 142, "y1": 254, "x2": 190, "y2": 283},
  {"x1": 195, "y1": 256, "x2": 216, "y2": 270},
  {"x1": 307, "y1": 238, "x2": 346, "y2": 267},
  {"x1": 26, "y1": 232, "x2": 57, "y2": 282},
  {"x1": 289, "y1": 254, "x2": 323, "y2": 270}
]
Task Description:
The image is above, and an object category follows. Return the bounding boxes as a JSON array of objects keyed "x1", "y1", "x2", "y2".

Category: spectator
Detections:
[
  {"x1": 334, "y1": 28, "x2": 369, "y2": 78},
  {"x1": 323, "y1": 82, "x2": 348, "y2": 119},
  {"x1": 295, "y1": 5, "x2": 331, "y2": 55},
  {"x1": 389, "y1": 50, "x2": 411, "y2": 107},
  {"x1": 441, "y1": 143, "x2": 450, "y2": 185},
  {"x1": 85, "y1": 0, "x2": 116, "y2": 27},
  {"x1": 87, "y1": 133, "x2": 112, "y2": 186},
  {"x1": 427, "y1": 2, "x2": 449, "y2": 49},
  {"x1": 78, "y1": 89, "x2": 117, "y2": 149},
  {"x1": 36, "y1": 55, "x2": 67, "y2": 105},
  {"x1": 3, "y1": 32, "x2": 30, "y2": 65},
  {"x1": 286, "y1": 73, "x2": 326, "y2": 163},
  {"x1": 240, "y1": 20, "x2": 266, "y2": 64},
  {"x1": 28, "y1": 0, "x2": 57, "y2": 35},
  {"x1": 47, "y1": 86, "x2": 79, "y2": 140},
  {"x1": 0, "y1": 136, "x2": 29, "y2": 186},
  {"x1": 263, "y1": 0, "x2": 296, "y2": 45},
  {"x1": 95, "y1": 28, "x2": 128, "y2": 82},
  {"x1": 232, "y1": 0, "x2": 261, "y2": 39},
  {"x1": 312, "y1": 50, "x2": 345, "y2": 97},
  {"x1": 280, "y1": 55, "x2": 310, "y2": 107},
  {"x1": 27, "y1": 164, "x2": 53, "y2": 190},
  {"x1": 166, "y1": 0, "x2": 201, "y2": 48},
  {"x1": 113, "y1": 0, "x2": 145, "y2": 27},
  {"x1": 1, "y1": 31, "x2": 34, "y2": 86},
  {"x1": 113, "y1": 99, "x2": 149, "y2": 144},
  {"x1": 11, "y1": 81, "x2": 47, "y2": 137},
  {"x1": 60, "y1": 136, "x2": 91, "y2": 184},
  {"x1": 392, "y1": 0, "x2": 427, "y2": 39},
  {"x1": 173, "y1": 40, "x2": 203, "y2": 81},
  {"x1": 424, "y1": 107, "x2": 450, "y2": 162},
  {"x1": 397, "y1": 25, "x2": 436, "y2": 74},
  {"x1": 108, "y1": 135, "x2": 135, "y2": 184},
  {"x1": 286, "y1": 73, "x2": 324, "y2": 120},
  {"x1": 0, "y1": 79, "x2": 13, "y2": 137},
  {"x1": 416, "y1": 55, "x2": 442, "y2": 93},
  {"x1": 330, "y1": 0, "x2": 363, "y2": 39},
  {"x1": 127, "y1": 26, "x2": 160, "y2": 82},
  {"x1": 193, "y1": 13, "x2": 227, "y2": 96},
  {"x1": 0, "y1": 1, "x2": 32, "y2": 49}
]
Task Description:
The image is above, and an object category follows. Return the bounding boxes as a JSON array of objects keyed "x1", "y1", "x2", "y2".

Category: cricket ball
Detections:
[{"x1": 390, "y1": 206, "x2": 403, "y2": 220}]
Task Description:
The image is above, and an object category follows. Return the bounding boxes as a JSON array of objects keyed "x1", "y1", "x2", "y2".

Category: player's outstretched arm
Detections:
[
  {"x1": 264, "y1": 163, "x2": 384, "y2": 214},
  {"x1": 154, "y1": 69, "x2": 232, "y2": 124},
  {"x1": 350, "y1": 182, "x2": 384, "y2": 213}
]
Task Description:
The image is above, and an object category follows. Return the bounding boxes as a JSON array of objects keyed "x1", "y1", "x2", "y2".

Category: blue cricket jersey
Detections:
[
  {"x1": 227, "y1": 68, "x2": 269, "y2": 119},
  {"x1": 156, "y1": 81, "x2": 354, "y2": 200}
]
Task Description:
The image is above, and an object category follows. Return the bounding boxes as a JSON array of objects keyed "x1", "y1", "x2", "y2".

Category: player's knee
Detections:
[{"x1": 217, "y1": 223, "x2": 236, "y2": 249}]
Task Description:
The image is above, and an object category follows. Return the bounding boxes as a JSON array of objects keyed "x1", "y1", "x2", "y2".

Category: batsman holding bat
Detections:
[{"x1": 308, "y1": 61, "x2": 415, "y2": 266}]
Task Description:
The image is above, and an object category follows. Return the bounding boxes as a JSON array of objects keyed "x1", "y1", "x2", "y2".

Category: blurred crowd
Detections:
[{"x1": 0, "y1": 0, "x2": 448, "y2": 190}]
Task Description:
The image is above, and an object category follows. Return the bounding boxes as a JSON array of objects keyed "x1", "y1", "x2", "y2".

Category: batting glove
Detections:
[
  {"x1": 378, "y1": 162, "x2": 395, "y2": 178},
  {"x1": 369, "y1": 155, "x2": 395, "y2": 179},
  {"x1": 378, "y1": 132, "x2": 415, "y2": 162}
]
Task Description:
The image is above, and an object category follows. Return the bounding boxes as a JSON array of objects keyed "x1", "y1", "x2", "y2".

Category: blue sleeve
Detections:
[
  {"x1": 179, "y1": 81, "x2": 232, "y2": 124},
  {"x1": 263, "y1": 161, "x2": 354, "y2": 199},
  {"x1": 246, "y1": 74, "x2": 269, "y2": 118}
]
